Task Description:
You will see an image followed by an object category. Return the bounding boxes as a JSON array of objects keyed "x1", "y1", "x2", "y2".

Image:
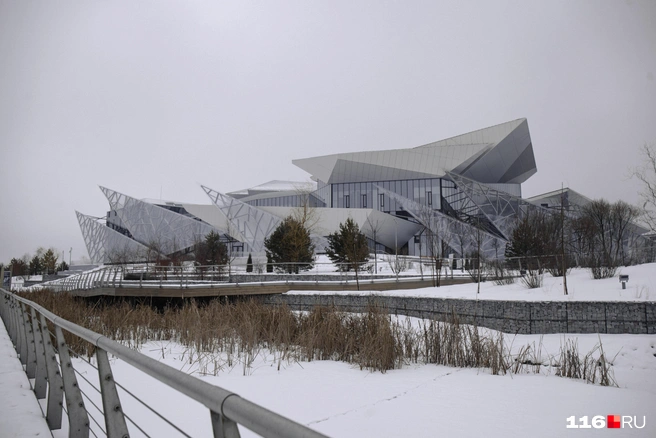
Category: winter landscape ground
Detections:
[{"x1": 1, "y1": 263, "x2": 655, "y2": 437}]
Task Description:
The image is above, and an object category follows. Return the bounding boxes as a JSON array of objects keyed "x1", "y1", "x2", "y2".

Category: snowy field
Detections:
[
  {"x1": 63, "y1": 331, "x2": 656, "y2": 437},
  {"x1": 2, "y1": 263, "x2": 655, "y2": 437},
  {"x1": 290, "y1": 262, "x2": 656, "y2": 302}
]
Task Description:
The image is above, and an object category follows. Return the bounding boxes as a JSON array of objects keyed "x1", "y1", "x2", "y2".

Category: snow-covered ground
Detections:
[
  {"x1": 0, "y1": 318, "x2": 51, "y2": 437},
  {"x1": 289, "y1": 262, "x2": 656, "y2": 302},
  {"x1": 1, "y1": 263, "x2": 655, "y2": 437},
  {"x1": 67, "y1": 332, "x2": 655, "y2": 438}
]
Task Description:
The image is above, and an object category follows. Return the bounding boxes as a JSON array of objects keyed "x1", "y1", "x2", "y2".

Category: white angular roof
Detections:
[{"x1": 293, "y1": 118, "x2": 536, "y2": 184}]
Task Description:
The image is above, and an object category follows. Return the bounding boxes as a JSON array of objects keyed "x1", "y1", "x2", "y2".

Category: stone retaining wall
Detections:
[{"x1": 259, "y1": 294, "x2": 656, "y2": 334}]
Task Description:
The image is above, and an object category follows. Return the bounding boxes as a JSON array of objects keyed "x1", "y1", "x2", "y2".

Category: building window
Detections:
[
  {"x1": 362, "y1": 194, "x2": 367, "y2": 208},
  {"x1": 427, "y1": 191, "x2": 432, "y2": 206},
  {"x1": 379, "y1": 194, "x2": 384, "y2": 208},
  {"x1": 344, "y1": 195, "x2": 350, "y2": 208}
]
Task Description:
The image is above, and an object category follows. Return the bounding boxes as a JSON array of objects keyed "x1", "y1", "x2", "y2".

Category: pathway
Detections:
[{"x1": 0, "y1": 316, "x2": 53, "y2": 437}]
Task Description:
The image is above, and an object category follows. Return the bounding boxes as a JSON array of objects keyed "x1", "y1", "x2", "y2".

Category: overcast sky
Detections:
[{"x1": 1, "y1": 0, "x2": 655, "y2": 264}]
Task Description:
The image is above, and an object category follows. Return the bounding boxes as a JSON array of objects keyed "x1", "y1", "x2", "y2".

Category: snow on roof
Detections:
[
  {"x1": 526, "y1": 187, "x2": 593, "y2": 206},
  {"x1": 141, "y1": 198, "x2": 184, "y2": 206},
  {"x1": 228, "y1": 180, "x2": 316, "y2": 197}
]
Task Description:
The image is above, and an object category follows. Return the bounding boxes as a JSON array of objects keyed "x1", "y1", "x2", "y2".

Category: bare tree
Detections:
[
  {"x1": 470, "y1": 216, "x2": 487, "y2": 294},
  {"x1": 145, "y1": 236, "x2": 168, "y2": 277},
  {"x1": 632, "y1": 142, "x2": 656, "y2": 232},
  {"x1": 424, "y1": 216, "x2": 452, "y2": 287},
  {"x1": 577, "y1": 199, "x2": 641, "y2": 278},
  {"x1": 106, "y1": 242, "x2": 143, "y2": 269},
  {"x1": 363, "y1": 216, "x2": 383, "y2": 275},
  {"x1": 413, "y1": 208, "x2": 454, "y2": 287},
  {"x1": 450, "y1": 221, "x2": 470, "y2": 272},
  {"x1": 292, "y1": 184, "x2": 321, "y2": 235},
  {"x1": 385, "y1": 253, "x2": 408, "y2": 280},
  {"x1": 222, "y1": 214, "x2": 240, "y2": 277},
  {"x1": 610, "y1": 201, "x2": 642, "y2": 265}
]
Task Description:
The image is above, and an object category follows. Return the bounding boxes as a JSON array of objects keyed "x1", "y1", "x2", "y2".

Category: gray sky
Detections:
[{"x1": 1, "y1": 0, "x2": 655, "y2": 264}]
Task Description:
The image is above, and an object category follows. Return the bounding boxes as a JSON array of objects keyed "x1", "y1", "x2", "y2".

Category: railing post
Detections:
[
  {"x1": 15, "y1": 299, "x2": 28, "y2": 365},
  {"x1": 30, "y1": 307, "x2": 48, "y2": 399},
  {"x1": 211, "y1": 409, "x2": 241, "y2": 438},
  {"x1": 96, "y1": 348, "x2": 129, "y2": 438},
  {"x1": 20, "y1": 302, "x2": 37, "y2": 377},
  {"x1": 0, "y1": 294, "x2": 10, "y2": 339},
  {"x1": 40, "y1": 313, "x2": 64, "y2": 430},
  {"x1": 55, "y1": 326, "x2": 90, "y2": 438},
  {"x1": 100, "y1": 268, "x2": 107, "y2": 288},
  {"x1": 11, "y1": 296, "x2": 21, "y2": 348},
  {"x1": 4, "y1": 294, "x2": 17, "y2": 345}
]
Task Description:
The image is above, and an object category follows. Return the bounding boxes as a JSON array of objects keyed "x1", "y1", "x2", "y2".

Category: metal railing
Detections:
[
  {"x1": 0, "y1": 287, "x2": 328, "y2": 438},
  {"x1": 24, "y1": 259, "x2": 460, "y2": 293},
  {"x1": 25, "y1": 253, "x2": 600, "y2": 294}
]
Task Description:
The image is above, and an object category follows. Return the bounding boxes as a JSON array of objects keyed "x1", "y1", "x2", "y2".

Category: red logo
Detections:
[{"x1": 607, "y1": 415, "x2": 621, "y2": 429}]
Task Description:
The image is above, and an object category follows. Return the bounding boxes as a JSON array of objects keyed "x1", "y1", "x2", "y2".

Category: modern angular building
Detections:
[{"x1": 77, "y1": 118, "x2": 601, "y2": 264}]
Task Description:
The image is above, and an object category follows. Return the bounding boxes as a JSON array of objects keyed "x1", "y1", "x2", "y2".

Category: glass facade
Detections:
[
  {"x1": 331, "y1": 178, "x2": 444, "y2": 213},
  {"x1": 245, "y1": 193, "x2": 325, "y2": 208}
]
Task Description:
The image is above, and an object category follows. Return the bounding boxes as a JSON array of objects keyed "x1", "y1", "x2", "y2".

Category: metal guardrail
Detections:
[
  {"x1": 26, "y1": 261, "x2": 447, "y2": 293},
  {"x1": 0, "y1": 287, "x2": 328, "y2": 438},
  {"x1": 20, "y1": 254, "x2": 585, "y2": 294}
]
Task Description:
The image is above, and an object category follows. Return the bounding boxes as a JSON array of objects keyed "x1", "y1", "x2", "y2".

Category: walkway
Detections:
[{"x1": 0, "y1": 316, "x2": 53, "y2": 437}]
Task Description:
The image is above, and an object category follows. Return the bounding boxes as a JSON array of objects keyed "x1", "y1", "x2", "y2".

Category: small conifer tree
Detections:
[{"x1": 246, "y1": 253, "x2": 253, "y2": 273}]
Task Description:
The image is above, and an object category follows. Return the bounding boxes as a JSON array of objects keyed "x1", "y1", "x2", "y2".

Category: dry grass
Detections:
[
  {"x1": 18, "y1": 290, "x2": 616, "y2": 385},
  {"x1": 555, "y1": 338, "x2": 616, "y2": 386}
]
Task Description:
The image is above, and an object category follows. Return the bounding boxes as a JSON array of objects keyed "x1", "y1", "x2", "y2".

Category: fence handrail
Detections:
[
  {"x1": 0, "y1": 288, "x2": 328, "y2": 438},
  {"x1": 20, "y1": 253, "x2": 594, "y2": 293}
]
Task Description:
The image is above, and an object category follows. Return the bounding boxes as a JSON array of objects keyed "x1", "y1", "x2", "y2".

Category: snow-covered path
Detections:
[{"x1": 0, "y1": 316, "x2": 52, "y2": 437}]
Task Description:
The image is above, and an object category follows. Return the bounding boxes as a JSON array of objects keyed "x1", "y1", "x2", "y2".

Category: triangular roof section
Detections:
[
  {"x1": 201, "y1": 185, "x2": 282, "y2": 254},
  {"x1": 76, "y1": 211, "x2": 150, "y2": 264},
  {"x1": 99, "y1": 186, "x2": 216, "y2": 254},
  {"x1": 526, "y1": 187, "x2": 593, "y2": 208},
  {"x1": 292, "y1": 118, "x2": 536, "y2": 185}
]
